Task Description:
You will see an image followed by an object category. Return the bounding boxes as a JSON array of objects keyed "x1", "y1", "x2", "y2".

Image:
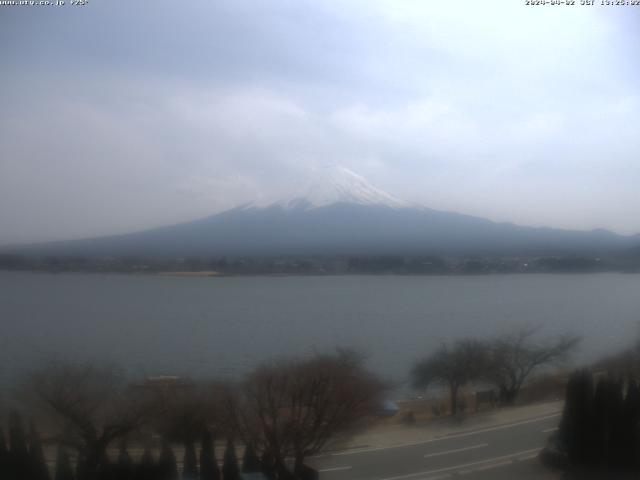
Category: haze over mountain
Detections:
[
  {"x1": 5, "y1": 166, "x2": 639, "y2": 259},
  {"x1": 3, "y1": 3, "x2": 640, "y2": 246}
]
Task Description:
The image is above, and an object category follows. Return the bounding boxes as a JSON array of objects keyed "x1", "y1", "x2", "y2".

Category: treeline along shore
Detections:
[{"x1": 2, "y1": 252, "x2": 640, "y2": 275}]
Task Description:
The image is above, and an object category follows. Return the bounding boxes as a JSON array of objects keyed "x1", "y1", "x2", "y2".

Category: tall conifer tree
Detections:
[
  {"x1": 53, "y1": 447, "x2": 74, "y2": 480},
  {"x1": 28, "y1": 423, "x2": 51, "y2": 480},
  {"x1": 199, "y1": 430, "x2": 220, "y2": 480},
  {"x1": 183, "y1": 440, "x2": 198, "y2": 480},
  {"x1": 221, "y1": 439, "x2": 240, "y2": 480},
  {"x1": 559, "y1": 370, "x2": 594, "y2": 465},
  {"x1": 158, "y1": 440, "x2": 178, "y2": 480},
  {"x1": 136, "y1": 448, "x2": 155, "y2": 480},
  {"x1": 0, "y1": 428, "x2": 8, "y2": 479},
  {"x1": 115, "y1": 445, "x2": 133, "y2": 480},
  {"x1": 9, "y1": 410, "x2": 30, "y2": 480},
  {"x1": 241, "y1": 444, "x2": 260, "y2": 473}
]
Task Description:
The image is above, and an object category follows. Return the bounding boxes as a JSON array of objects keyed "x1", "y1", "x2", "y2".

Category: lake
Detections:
[{"x1": 1, "y1": 271, "x2": 639, "y2": 396}]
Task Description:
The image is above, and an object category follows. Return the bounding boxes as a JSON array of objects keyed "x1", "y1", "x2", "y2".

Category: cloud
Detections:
[{"x1": 0, "y1": 0, "x2": 639, "y2": 244}]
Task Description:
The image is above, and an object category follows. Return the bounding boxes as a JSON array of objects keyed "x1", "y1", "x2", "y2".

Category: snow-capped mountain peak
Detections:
[{"x1": 272, "y1": 165, "x2": 409, "y2": 210}]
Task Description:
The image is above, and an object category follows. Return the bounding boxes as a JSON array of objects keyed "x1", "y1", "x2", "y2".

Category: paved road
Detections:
[{"x1": 309, "y1": 413, "x2": 560, "y2": 480}]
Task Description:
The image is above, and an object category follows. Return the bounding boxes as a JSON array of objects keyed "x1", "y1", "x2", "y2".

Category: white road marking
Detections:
[
  {"x1": 318, "y1": 466, "x2": 352, "y2": 473},
  {"x1": 542, "y1": 427, "x2": 558, "y2": 433},
  {"x1": 423, "y1": 443, "x2": 488, "y2": 458},
  {"x1": 329, "y1": 412, "x2": 560, "y2": 457},
  {"x1": 377, "y1": 448, "x2": 542, "y2": 480},
  {"x1": 458, "y1": 459, "x2": 512, "y2": 474},
  {"x1": 517, "y1": 452, "x2": 540, "y2": 461},
  {"x1": 426, "y1": 414, "x2": 560, "y2": 443}
]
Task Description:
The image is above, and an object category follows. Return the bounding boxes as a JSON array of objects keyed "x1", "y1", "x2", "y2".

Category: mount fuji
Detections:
[
  {"x1": 257, "y1": 165, "x2": 410, "y2": 210},
  {"x1": 5, "y1": 166, "x2": 639, "y2": 259}
]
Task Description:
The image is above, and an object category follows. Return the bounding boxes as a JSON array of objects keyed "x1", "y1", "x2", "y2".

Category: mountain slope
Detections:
[{"x1": 5, "y1": 166, "x2": 639, "y2": 258}]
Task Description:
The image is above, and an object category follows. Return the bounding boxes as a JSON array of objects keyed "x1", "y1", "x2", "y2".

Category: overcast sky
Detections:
[{"x1": 1, "y1": 0, "x2": 639, "y2": 245}]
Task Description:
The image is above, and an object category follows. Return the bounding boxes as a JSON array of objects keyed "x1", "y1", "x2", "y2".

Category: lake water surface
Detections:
[{"x1": 1, "y1": 272, "x2": 639, "y2": 393}]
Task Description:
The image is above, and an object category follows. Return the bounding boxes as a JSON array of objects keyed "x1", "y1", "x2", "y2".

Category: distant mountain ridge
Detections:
[{"x1": 4, "y1": 166, "x2": 640, "y2": 258}]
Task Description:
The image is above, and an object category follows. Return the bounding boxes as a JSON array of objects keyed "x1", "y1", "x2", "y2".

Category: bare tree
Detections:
[
  {"x1": 147, "y1": 379, "x2": 228, "y2": 443},
  {"x1": 26, "y1": 362, "x2": 151, "y2": 479},
  {"x1": 230, "y1": 351, "x2": 386, "y2": 478},
  {"x1": 485, "y1": 326, "x2": 579, "y2": 404},
  {"x1": 412, "y1": 340, "x2": 487, "y2": 415},
  {"x1": 144, "y1": 378, "x2": 228, "y2": 480}
]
